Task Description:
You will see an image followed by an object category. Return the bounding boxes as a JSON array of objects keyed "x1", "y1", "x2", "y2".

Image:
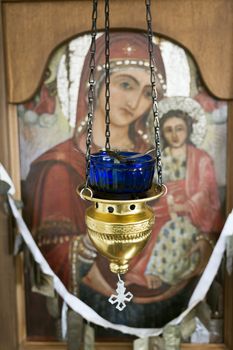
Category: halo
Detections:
[
  {"x1": 160, "y1": 40, "x2": 191, "y2": 97},
  {"x1": 158, "y1": 96, "x2": 207, "y2": 146},
  {"x1": 57, "y1": 34, "x2": 102, "y2": 127}
]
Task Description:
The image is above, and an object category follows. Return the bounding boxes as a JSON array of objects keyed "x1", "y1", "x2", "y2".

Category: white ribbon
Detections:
[
  {"x1": 61, "y1": 302, "x2": 68, "y2": 340},
  {"x1": 170, "y1": 211, "x2": 233, "y2": 326},
  {"x1": 0, "y1": 163, "x2": 15, "y2": 195},
  {"x1": 1, "y1": 163, "x2": 233, "y2": 337}
]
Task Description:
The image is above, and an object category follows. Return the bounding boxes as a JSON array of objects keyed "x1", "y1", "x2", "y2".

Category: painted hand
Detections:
[
  {"x1": 145, "y1": 274, "x2": 162, "y2": 289},
  {"x1": 184, "y1": 237, "x2": 213, "y2": 278}
]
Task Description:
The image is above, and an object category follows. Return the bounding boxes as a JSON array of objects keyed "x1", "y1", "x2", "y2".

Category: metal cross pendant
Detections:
[{"x1": 108, "y1": 274, "x2": 133, "y2": 311}]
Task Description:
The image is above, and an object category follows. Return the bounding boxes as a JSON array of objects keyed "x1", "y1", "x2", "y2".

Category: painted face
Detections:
[
  {"x1": 162, "y1": 117, "x2": 188, "y2": 148},
  {"x1": 97, "y1": 68, "x2": 163, "y2": 127}
]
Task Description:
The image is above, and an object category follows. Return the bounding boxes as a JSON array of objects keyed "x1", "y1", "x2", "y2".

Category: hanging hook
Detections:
[{"x1": 80, "y1": 187, "x2": 93, "y2": 201}]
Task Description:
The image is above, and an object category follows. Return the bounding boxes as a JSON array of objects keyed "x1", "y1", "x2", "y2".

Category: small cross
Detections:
[{"x1": 108, "y1": 275, "x2": 133, "y2": 311}]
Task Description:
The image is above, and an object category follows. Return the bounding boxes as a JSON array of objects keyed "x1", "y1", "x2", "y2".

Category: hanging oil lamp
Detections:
[{"x1": 77, "y1": 0, "x2": 166, "y2": 308}]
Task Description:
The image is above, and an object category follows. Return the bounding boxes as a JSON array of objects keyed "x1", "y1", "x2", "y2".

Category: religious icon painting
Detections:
[{"x1": 17, "y1": 31, "x2": 227, "y2": 343}]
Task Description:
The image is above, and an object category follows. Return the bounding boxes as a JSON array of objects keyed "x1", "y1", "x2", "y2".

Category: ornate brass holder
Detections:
[{"x1": 77, "y1": 184, "x2": 166, "y2": 274}]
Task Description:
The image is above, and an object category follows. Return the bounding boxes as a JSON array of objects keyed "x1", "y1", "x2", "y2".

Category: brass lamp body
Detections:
[
  {"x1": 78, "y1": 185, "x2": 165, "y2": 274},
  {"x1": 86, "y1": 201, "x2": 154, "y2": 274}
]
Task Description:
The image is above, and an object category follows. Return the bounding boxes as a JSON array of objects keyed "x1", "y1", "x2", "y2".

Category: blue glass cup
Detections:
[{"x1": 89, "y1": 150, "x2": 155, "y2": 194}]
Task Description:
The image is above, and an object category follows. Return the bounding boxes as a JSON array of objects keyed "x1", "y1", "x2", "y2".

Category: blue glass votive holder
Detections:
[{"x1": 89, "y1": 150, "x2": 155, "y2": 194}]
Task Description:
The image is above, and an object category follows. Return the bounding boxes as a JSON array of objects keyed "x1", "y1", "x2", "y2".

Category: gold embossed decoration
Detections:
[{"x1": 78, "y1": 185, "x2": 166, "y2": 275}]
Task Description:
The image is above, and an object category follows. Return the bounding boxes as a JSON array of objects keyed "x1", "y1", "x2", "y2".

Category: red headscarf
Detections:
[{"x1": 74, "y1": 32, "x2": 166, "y2": 149}]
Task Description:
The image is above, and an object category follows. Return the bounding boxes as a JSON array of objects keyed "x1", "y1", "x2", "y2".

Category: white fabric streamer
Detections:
[
  {"x1": 1, "y1": 163, "x2": 233, "y2": 337},
  {"x1": 0, "y1": 163, "x2": 15, "y2": 195},
  {"x1": 61, "y1": 302, "x2": 68, "y2": 340},
  {"x1": 170, "y1": 211, "x2": 233, "y2": 326}
]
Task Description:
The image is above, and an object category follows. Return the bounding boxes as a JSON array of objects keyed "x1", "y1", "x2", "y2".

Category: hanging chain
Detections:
[
  {"x1": 85, "y1": 0, "x2": 98, "y2": 186},
  {"x1": 85, "y1": 0, "x2": 161, "y2": 186},
  {"x1": 104, "y1": 0, "x2": 111, "y2": 150},
  {"x1": 145, "y1": 0, "x2": 163, "y2": 187},
  {"x1": 65, "y1": 44, "x2": 71, "y2": 125}
]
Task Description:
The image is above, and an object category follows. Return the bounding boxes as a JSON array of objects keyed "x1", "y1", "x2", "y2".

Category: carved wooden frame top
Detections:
[{"x1": 2, "y1": 0, "x2": 233, "y2": 103}]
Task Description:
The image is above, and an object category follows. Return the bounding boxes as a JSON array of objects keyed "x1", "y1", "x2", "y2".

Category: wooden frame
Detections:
[{"x1": 0, "y1": 1, "x2": 233, "y2": 349}]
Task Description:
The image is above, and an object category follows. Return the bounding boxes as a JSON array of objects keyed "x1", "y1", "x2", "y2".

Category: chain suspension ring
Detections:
[
  {"x1": 145, "y1": 0, "x2": 163, "y2": 187},
  {"x1": 85, "y1": 0, "x2": 98, "y2": 186}
]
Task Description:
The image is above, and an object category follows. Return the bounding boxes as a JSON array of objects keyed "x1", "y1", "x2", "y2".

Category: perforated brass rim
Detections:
[{"x1": 77, "y1": 183, "x2": 166, "y2": 204}]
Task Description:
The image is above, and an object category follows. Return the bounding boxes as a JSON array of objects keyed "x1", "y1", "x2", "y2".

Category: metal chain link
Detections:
[
  {"x1": 145, "y1": 0, "x2": 163, "y2": 187},
  {"x1": 104, "y1": 0, "x2": 111, "y2": 150},
  {"x1": 65, "y1": 44, "x2": 71, "y2": 124},
  {"x1": 85, "y1": 0, "x2": 162, "y2": 186},
  {"x1": 85, "y1": 0, "x2": 98, "y2": 186}
]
